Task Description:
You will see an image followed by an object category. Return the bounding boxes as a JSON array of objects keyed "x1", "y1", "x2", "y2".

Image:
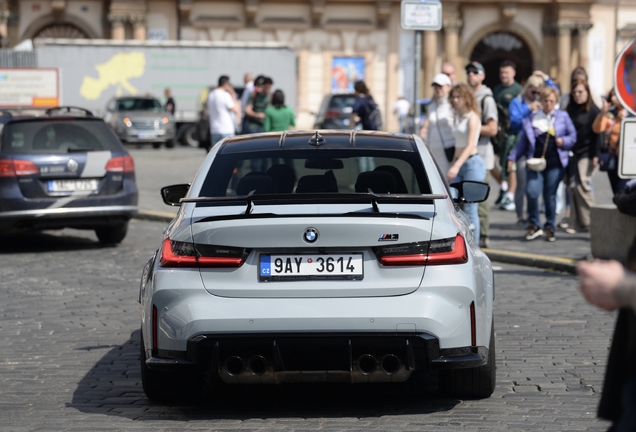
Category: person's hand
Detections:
[
  {"x1": 592, "y1": 156, "x2": 599, "y2": 168},
  {"x1": 419, "y1": 127, "x2": 427, "y2": 138},
  {"x1": 507, "y1": 160, "x2": 515, "y2": 172},
  {"x1": 530, "y1": 101, "x2": 542, "y2": 111},
  {"x1": 257, "y1": 112, "x2": 266, "y2": 120},
  {"x1": 533, "y1": 70, "x2": 548, "y2": 80},
  {"x1": 555, "y1": 137, "x2": 564, "y2": 147},
  {"x1": 601, "y1": 98, "x2": 611, "y2": 114},
  {"x1": 447, "y1": 165, "x2": 459, "y2": 183},
  {"x1": 577, "y1": 260, "x2": 625, "y2": 311}
]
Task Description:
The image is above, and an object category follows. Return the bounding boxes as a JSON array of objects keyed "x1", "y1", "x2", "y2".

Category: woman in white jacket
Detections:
[{"x1": 420, "y1": 73, "x2": 455, "y2": 175}]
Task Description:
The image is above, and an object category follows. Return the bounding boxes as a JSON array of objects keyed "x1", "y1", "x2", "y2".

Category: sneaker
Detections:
[
  {"x1": 499, "y1": 197, "x2": 516, "y2": 211},
  {"x1": 546, "y1": 228, "x2": 556, "y2": 242},
  {"x1": 558, "y1": 220, "x2": 569, "y2": 229},
  {"x1": 525, "y1": 225, "x2": 544, "y2": 241},
  {"x1": 563, "y1": 227, "x2": 576, "y2": 234},
  {"x1": 479, "y1": 236, "x2": 490, "y2": 248},
  {"x1": 494, "y1": 189, "x2": 506, "y2": 205}
]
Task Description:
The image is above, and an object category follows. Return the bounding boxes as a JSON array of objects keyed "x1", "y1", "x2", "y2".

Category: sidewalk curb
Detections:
[
  {"x1": 135, "y1": 210, "x2": 175, "y2": 223},
  {"x1": 134, "y1": 211, "x2": 580, "y2": 274},
  {"x1": 484, "y1": 248, "x2": 578, "y2": 275}
]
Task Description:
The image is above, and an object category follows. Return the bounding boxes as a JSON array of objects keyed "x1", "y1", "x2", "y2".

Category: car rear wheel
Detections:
[
  {"x1": 95, "y1": 222, "x2": 128, "y2": 244},
  {"x1": 140, "y1": 331, "x2": 201, "y2": 403},
  {"x1": 438, "y1": 323, "x2": 496, "y2": 399}
]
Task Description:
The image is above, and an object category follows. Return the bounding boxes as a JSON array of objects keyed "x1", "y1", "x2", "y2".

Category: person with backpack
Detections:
[
  {"x1": 352, "y1": 80, "x2": 382, "y2": 172},
  {"x1": 352, "y1": 80, "x2": 382, "y2": 131},
  {"x1": 466, "y1": 62, "x2": 498, "y2": 248},
  {"x1": 493, "y1": 60, "x2": 523, "y2": 211}
]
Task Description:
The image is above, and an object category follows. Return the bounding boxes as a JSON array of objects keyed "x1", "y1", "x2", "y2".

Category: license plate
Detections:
[
  {"x1": 48, "y1": 179, "x2": 99, "y2": 192},
  {"x1": 259, "y1": 254, "x2": 363, "y2": 280},
  {"x1": 137, "y1": 131, "x2": 158, "y2": 139}
]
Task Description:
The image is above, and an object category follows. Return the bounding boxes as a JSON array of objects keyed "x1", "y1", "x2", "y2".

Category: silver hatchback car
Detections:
[
  {"x1": 139, "y1": 130, "x2": 494, "y2": 402},
  {"x1": 104, "y1": 96, "x2": 176, "y2": 149}
]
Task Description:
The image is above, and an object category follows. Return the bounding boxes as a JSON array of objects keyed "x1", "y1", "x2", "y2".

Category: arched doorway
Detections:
[
  {"x1": 34, "y1": 23, "x2": 90, "y2": 39},
  {"x1": 470, "y1": 31, "x2": 533, "y2": 90}
]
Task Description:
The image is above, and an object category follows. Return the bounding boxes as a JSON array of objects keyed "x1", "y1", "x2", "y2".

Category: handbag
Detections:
[
  {"x1": 598, "y1": 152, "x2": 616, "y2": 172},
  {"x1": 526, "y1": 132, "x2": 550, "y2": 172}
]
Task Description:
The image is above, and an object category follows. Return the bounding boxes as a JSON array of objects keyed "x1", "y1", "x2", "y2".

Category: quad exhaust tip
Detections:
[
  {"x1": 225, "y1": 356, "x2": 245, "y2": 376},
  {"x1": 357, "y1": 354, "x2": 402, "y2": 376},
  {"x1": 247, "y1": 355, "x2": 268, "y2": 376}
]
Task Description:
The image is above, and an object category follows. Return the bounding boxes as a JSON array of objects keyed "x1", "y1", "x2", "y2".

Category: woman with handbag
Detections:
[
  {"x1": 507, "y1": 87, "x2": 577, "y2": 242},
  {"x1": 448, "y1": 83, "x2": 487, "y2": 241},
  {"x1": 420, "y1": 73, "x2": 455, "y2": 175},
  {"x1": 592, "y1": 89, "x2": 629, "y2": 196},
  {"x1": 560, "y1": 79, "x2": 601, "y2": 234}
]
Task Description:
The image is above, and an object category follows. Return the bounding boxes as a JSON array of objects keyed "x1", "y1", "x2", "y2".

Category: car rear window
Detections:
[
  {"x1": 117, "y1": 98, "x2": 163, "y2": 111},
  {"x1": 328, "y1": 95, "x2": 357, "y2": 109},
  {"x1": 199, "y1": 149, "x2": 431, "y2": 198},
  {"x1": 1, "y1": 120, "x2": 124, "y2": 154}
]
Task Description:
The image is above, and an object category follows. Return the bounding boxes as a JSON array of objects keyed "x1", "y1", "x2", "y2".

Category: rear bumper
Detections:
[
  {"x1": 144, "y1": 332, "x2": 488, "y2": 383},
  {"x1": 0, "y1": 205, "x2": 138, "y2": 231}
]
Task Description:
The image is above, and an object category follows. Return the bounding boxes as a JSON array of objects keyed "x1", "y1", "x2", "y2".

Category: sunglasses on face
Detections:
[
  {"x1": 466, "y1": 70, "x2": 479, "y2": 75},
  {"x1": 531, "y1": 90, "x2": 541, "y2": 95}
]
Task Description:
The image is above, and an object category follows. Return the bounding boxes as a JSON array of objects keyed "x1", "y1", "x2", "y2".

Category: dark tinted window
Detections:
[
  {"x1": 116, "y1": 98, "x2": 163, "y2": 112},
  {"x1": 200, "y1": 149, "x2": 430, "y2": 198},
  {"x1": 1, "y1": 120, "x2": 123, "y2": 154},
  {"x1": 328, "y1": 95, "x2": 357, "y2": 109}
]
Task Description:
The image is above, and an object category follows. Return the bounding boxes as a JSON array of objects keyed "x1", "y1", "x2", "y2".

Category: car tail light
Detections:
[
  {"x1": 105, "y1": 155, "x2": 135, "y2": 173},
  {"x1": 159, "y1": 239, "x2": 250, "y2": 268},
  {"x1": 470, "y1": 301, "x2": 476, "y2": 347},
  {"x1": 152, "y1": 305, "x2": 158, "y2": 350},
  {"x1": 325, "y1": 110, "x2": 340, "y2": 118},
  {"x1": 0, "y1": 159, "x2": 39, "y2": 177},
  {"x1": 373, "y1": 234, "x2": 468, "y2": 266}
]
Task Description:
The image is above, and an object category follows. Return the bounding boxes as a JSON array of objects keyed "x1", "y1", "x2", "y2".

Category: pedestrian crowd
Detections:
[
  {"x1": 205, "y1": 73, "x2": 296, "y2": 149},
  {"x1": 419, "y1": 60, "x2": 633, "y2": 246}
]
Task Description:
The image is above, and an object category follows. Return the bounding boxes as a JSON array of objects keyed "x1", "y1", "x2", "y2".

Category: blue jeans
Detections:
[
  {"x1": 526, "y1": 166, "x2": 565, "y2": 231},
  {"x1": 453, "y1": 155, "x2": 486, "y2": 241}
]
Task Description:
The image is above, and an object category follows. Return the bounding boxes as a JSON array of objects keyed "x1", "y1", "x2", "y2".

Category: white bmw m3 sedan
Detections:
[{"x1": 139, "y1": 130, "x2": 495, "y2": 402}]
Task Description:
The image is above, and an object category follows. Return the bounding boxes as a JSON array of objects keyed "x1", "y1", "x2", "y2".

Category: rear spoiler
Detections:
[{"x1": 182, "y1": 192, "x2": 446, "y2": 214}]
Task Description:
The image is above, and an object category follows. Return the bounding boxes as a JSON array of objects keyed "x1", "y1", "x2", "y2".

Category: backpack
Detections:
[
  {"x1": 614, "y1": 180, "x2": 636, "y2": 218},
  {"x1": 481, "y1": 95, "x2": 509, "y2": 154},
  {"x1": 361, "y1": 96, "x2": 383, "y2": 131}
]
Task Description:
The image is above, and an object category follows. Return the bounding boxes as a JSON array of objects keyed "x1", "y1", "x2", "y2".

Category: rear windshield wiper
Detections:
[{"x1": 67, "y1": 147, "x2": 100, "y2": 153}]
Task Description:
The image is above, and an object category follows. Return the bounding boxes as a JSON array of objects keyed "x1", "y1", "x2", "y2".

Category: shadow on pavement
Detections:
[
  {"x1": 0, "y1": 230, "x2": 110, "y2": 254},
  {"x1": 68, "y1": 329, "x2": 461, "y2": 420}
]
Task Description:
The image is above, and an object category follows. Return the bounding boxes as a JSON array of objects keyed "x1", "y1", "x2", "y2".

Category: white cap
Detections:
[{"x1": 431, "y1": 73, "x2": 452, "y2": 87}]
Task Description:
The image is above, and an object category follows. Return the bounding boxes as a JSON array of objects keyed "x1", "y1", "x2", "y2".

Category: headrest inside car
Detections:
[
  {"x1": 236, "y1": 172, "x2": 277, "y2": 195},
  {"x1": 355, "y1": 171, "x2": 398, "y2": 194}
]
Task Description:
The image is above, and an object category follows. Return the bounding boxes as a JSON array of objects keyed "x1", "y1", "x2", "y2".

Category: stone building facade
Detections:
[{"x1": 1, "y1": 0, "x2": 635, "y2": 131}]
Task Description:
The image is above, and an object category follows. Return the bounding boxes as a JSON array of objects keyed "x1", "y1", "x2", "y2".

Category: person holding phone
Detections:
[
  {"x1": 507, "y1": 75, "x2": 547, "y2": 224},
  {"x1": 507, "y1": 86, "x2": 577, "y2": 242}
]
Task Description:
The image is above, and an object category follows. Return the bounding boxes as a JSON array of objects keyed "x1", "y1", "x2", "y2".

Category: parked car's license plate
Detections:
[
  {"x1": 259, "y1": 254, "x2": 363, "y2": 280},
  {"x1": 48, "y1": 179, "x2": 99, "y2": 192},
  {"x1": 137, "y1": 131, "x2": 158, "y2": 139}
]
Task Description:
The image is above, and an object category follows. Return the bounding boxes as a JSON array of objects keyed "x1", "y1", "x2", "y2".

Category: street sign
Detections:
[
  {"x1": 618, "y1": 118, "x2": 636, "y2": 179},
  {"x1": 0, "y1": 68, "x2": 59, "y2": 108},
  {"x1": 401, "y1": 0, "x2": 442, "y2": 31},
  {"x1": 614, "y1": 38, "x2": 636, "y2": 117}
]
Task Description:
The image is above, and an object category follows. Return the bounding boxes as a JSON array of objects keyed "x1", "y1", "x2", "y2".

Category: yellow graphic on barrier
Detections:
[{"x1": 80, "y1": 52, "x2": 146, "y2": 100}]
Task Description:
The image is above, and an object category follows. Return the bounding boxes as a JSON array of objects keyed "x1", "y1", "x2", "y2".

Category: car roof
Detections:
[{"x1": 218, "y1": 130, "x2": 417, "y2": 154}]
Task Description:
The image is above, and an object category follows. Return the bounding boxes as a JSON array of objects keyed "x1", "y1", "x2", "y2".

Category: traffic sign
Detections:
[
  {"x1": 401, "y1": 0, "x2": 442, "y2": 31},
  {"x1": 614, "y1": 38, "x2": 636, "y2": 117},
  {"x1": 618, "y1": 118, "x2": 636, "y2": 179}
]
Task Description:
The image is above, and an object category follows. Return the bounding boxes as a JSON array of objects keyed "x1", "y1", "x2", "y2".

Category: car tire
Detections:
[
  {"x1": 439, "y1": 323, "x2": 496, "y2": 399},
  {"x1": 140, "y1": 331, "x2": 201, "y2": 403},
  {"x1": 95, "y1": 222, "x2": 128, "y2": 244},
  {"x1": 152, "y1": 142, "x2": 162, "y2": 149},
  {"x1": 179, "y1": 124, "x2": 199, "y2": 147},
  {"x1": 165, "y1": 139, "x2": 175, "y2": 149}
]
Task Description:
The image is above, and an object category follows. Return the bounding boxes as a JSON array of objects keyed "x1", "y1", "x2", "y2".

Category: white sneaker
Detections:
[{"x1": 499, "y1": 197, "x2": 516, "y2": 211}]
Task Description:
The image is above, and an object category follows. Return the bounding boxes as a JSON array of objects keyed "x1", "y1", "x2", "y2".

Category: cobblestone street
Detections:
[{"x1": 0, "y1": 216, "x2": 614, "y2": 431}]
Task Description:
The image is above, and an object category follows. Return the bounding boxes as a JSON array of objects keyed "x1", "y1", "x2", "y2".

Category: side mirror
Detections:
[
  {"x1": 450, "y1": 180, "x2": 490, "y2": 204},
  {"x1": 161, "y1": 184, "x2": 190, "y2": 206}
]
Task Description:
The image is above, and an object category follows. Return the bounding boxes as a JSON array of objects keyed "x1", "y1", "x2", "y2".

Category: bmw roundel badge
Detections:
[{"x1": 303, "y1": 228, "x2": 319, "y2": 243}]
